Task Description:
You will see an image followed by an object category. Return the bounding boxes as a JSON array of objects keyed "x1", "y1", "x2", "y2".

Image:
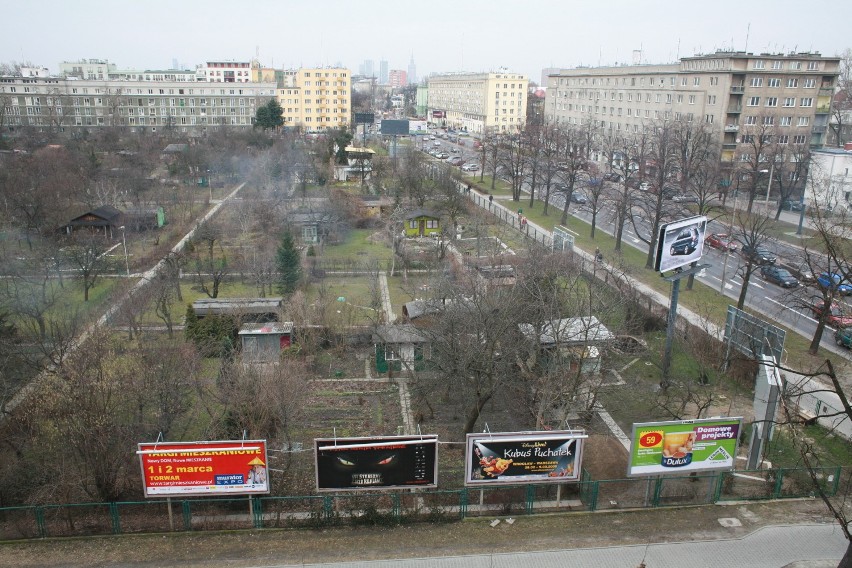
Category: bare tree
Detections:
[
  {"x1": 733, "y1": 212, "x2": 773, "y2": 310},
  {"x1": 63, "y1": 234, "x2": 112, "y2": 302},
  {"x1": 187, "y1": 222, "x2": 228, "y2": 299},
  {"x1": 772, "y1": 143, "x2": 810, "y2": 221},
  {"x1": 829, "y1": 48, "x2": 852, "y2": 147},
  {"x1": 737, "y1": 118, "x2": 778, "y2": 214}
]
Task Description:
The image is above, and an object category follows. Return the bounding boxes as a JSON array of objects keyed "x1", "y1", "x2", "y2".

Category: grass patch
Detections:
[{"x1": 322, "y1": 229, "x2": 393, "y2": 261}]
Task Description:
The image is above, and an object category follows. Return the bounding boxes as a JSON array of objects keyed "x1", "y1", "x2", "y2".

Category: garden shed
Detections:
[
  {"x1": 404, "y1": 209, "x2": 441, "y2": 238},
  {"x1": 373, "y1": 324, "x2": 430, "y2": 373},
  {"x1": 192, "y1": 297, "x2": 282, "y2": 322},
  {"x1": 63, "y1": 205, "x2": 123, "y2": 238},
  {"x1": 239, "y1": 321, "x2": 294, "y2": 363}
]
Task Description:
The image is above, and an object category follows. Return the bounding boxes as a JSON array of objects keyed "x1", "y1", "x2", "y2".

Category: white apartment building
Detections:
[
  {"x1": 276, "y1": 67, "x2": 351, "y2": 132},
  {"x1": 0, "y1": 75, "x2": 277, "y2": 133},
  {"x1": 427, "y1": 71, "x2": 528, "y2": 134},
  {"x1": 807, "y1": 147, "x2": 852, "y2": 211},
  {"x1": 199, "y1": 61, "x2": 252, "y2": 83},
  {"x1": 545, "y1": 51, "x2": 839, "y2": 172},
  {"x1": 59, "y1": 59, "x2": 117, "y2": 80}
]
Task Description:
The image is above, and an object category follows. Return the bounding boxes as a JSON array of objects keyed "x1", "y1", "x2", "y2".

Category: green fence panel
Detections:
[
  {"x1": 109, "y1": 502, "x2": 121, "y2": 535},
  {"x1": 259, "y1": 496, "x2": 328, "y2": 529},
  {"x1": 655, "y1": 474, "x2": 718, "y2": 508},
  {"x1": 181, "y1": 500, "x2": 192, "y2": 531},
  {"x1": 40, "y1": 503, "x2": 112, "y2": 538},
  {"x1": 114, "y1": 501, "x2": 175, "y2": 534},
  {"x1": 0, "y1": 506, "x2": 41, "y2": 540}
]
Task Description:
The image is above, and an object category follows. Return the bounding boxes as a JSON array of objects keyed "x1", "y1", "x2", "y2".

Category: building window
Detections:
[
  {"x1": 777, "y1": 135, "x2": 789, "y2": 144},
  {"x1": 750, "y1": 77, "x2": 763, "y2": 87},
  {"x1": 768, "y1": 78, "x2": 781, "y2": 87},
  {"x1": 763, "y1": 116, "x2": 774, "y2": 125},
  {"x1": 793, "y1": 135, "x2": 806, "y2": 144},
  {"x1": 772, "y1": 60, "x2": 783, "y2": 70},
  {"x1": 783, "y1": 97, "x2": 795, "y2": 107},
  {"x1": 780, "y1": 116, "x2": 792, "y2": 126},
  {"x1": 681, "y1": 77, "x2": 687, "y2": 86},
  {"x1": 748, "y1": 97, "x2": 760, "y2": 106},
  {"x1": 800, "y1": 97, "x2": 813, "y2": 107},
  {"x1": 753, "y1": 60, "x2": 765, "y2": 69},
  {"x1": 790, "y1": 61, "x2": 802, "y2": 70},
  {"x1": 798, "y1": 116, "x2": 809, "y2": 126},
  {"x1": 742, "y1": 134, "x2": 754, "y2": 143},
  {"x1": 766, "y1": 97, "x2": 778, "y2": 107},
  {"x1": 804, "y1": 78, "x2": 816, "y2": 88},
  {"x1": 707, "y1": 95, "x2": 716, "y2": 105},
  {"x1": 807, "y1": 61, "x2": 819, "y2": 71},
  {"x1": 688, "y1": 95, "x2": 695, "y2": 105},
  {"x1": 787, "y1": 78, "x2": 799, "y2": 88},
  {"x1": 705, "y1": 114, "x2": 714, "y2": 124}
]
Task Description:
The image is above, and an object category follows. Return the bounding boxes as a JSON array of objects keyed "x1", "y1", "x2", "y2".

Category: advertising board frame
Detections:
[
  {"x1": 654, "y1": 215, "x2": 707, "y2": 273},
  {"x1": 627, "y1": 417, "x2": 743, "y2": 477},
  {"x1": 464, "y1": 431, "x2": 586, "y2": 486},
  {"x1": 380, "y1": 119, "x2": 410, "y2": 136},
  {"x1": 137, "y1": 440, "x2": 270, "y2": 497},
  {"x1": 314, "y1": 435, "x2": 438, "y2": 492}
]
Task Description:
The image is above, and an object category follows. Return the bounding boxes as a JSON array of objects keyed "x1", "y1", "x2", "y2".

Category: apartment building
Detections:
[
  {"x1": 199, "y1": 61, "x2": 252, "y2": 83},
  {"x1": 59, "y1": 59, "x2": 117, "y2": 80},
  {"x1": 427, "y1": 71, "x2": 528, "y2": 133},
  {"x1": 275, "y1": 67, "x2": 351, "y2": 132},
  {"x1": 0, "y1": 75, "x2": 277, "y2": 133},
  {"x1": 545, "y1": 51, "x2": 839, "y2": 169},
  {"x1": 388, "y1": 69, "x2": 407, "y2": 88}
]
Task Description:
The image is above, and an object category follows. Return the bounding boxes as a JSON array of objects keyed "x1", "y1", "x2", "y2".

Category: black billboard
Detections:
[
  {"x1": 464, "y1": 431, "x2": 586, "y2": 486},
  {"x1": 354, "y1": 112, "x2": 375, "y2": 125},
  {"x1": 380, "y1": 119, "x2": 410, "y2": 136},
  {"x1": 315, "y1": 435, "x2": 438, "y2": 491}
]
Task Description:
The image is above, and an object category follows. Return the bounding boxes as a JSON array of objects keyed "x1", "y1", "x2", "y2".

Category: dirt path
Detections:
[{"x1": 0, "y1": 499, "x2": 836, "y2": 568}]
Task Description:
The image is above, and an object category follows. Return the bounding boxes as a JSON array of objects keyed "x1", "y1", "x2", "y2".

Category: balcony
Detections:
[
  {"x1": 722, "y1": 142, "x2": 738, "y2": 149},
  {"x1": 812, "y1": 125, "x2": 827, "y2": 133},
  {"x1": 815, "y1": 106, "x2": 831, "y2": 114},
  {"x1": 724, "y1": 124, "x2": 740, "y2": 132},
  {"x1": 727, "y1": 105, "x2": 742, "y2": 114},
  {"x1": 730, "y1": 85, "x2": 745, "y2": 94},
  {"x1": 819, "y1": 87, "x2": 834, "y2": 96}
]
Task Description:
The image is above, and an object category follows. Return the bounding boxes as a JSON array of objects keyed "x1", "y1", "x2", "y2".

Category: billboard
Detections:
[
  {"x1": 315, "y1": 435, "x2": 438, "y2": 491},
  {"x1": 409, "y1": 120, "x2": 428, "y2": 134},
  {"x1": 354, "y1": 112, "x2": 374, "y2": 125},
  {"x1": 432, "y1": 110, "x2": 445, "y2": 118},
  {"x1": 137, "y1": 440, "x2": 269, "y2": 497},
  {"x1": 724, "y1": 305, "x2": 786, "y2": 364},
  {"x1": 627, "y1": 417, "x2": 742, "y2": 476},
  {"x1": 380, "y1": 119, "x2": 410, "y2": 136},
  {"x1": 464, "y1": 431, "x2": 586, "y2": 486},
  {"x1": 653, "y1": 215, "x2": 707, "y2": 273}
]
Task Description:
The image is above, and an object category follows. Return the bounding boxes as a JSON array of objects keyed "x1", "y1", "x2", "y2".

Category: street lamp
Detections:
[
  {"x1": 118, "y1": 225, "x2": 129, "y2": 276},
  {"x1": 760, "y1": 164, "x2": 775, "y2": 215},
  {"x1": 719, "y1": 191, "x2": 739, "y2": 295}
]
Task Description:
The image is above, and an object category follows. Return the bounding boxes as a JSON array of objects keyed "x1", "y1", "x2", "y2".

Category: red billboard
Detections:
[
  {"x1": 432, "y1": 110, "x2": 445, "y2": 118},
  {"x1": 137, "y1": 440, "x2": 270, "y2": 497}
]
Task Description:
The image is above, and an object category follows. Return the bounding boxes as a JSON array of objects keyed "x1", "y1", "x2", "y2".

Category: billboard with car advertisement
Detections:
[
  {"x1": 137, "y1": 440, "x2": 270, "y2": 497},
  {"x1": 409, "y1": 120, "x2": 428, "y2": 134},
  {"x1": 432, "y1": 110, "x2": 446, "y2": 118},
  {"x1": 627, "y1": 418, "x2": 742, "y2": 476},
  {"x1": 315, "y1": 435, "x2": 438, "y2": 491},
  {"x1": 654, "y1": 215, "x2": 708, "y2": 273},
  {"x1": 464, "y1": 431, "x2": 586, "y2": 486}
]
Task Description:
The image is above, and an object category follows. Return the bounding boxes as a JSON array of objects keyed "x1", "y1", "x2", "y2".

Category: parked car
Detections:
[
  {"x1": 603, "y1": 173, "x2": 622, "y2": 182},
  {"x1": 670, "y1": 227, "x2": 700, "y2": 256},
  {"x1": 817, "y1": 272, "x2": 852, "y2": 296},
  {"x1": 778, "y1": 260, "x2": 815, "y2": 284},
  {"x1": 809, "y1": 298, "x2": 852, "y2": 328},
  {"x1": 760, "y1": 265, "x2": 799, "y2": 288},
  {"x1": 461, "y1": 163, "x2": 480, "y2": 172},
  {"x1": 436, "y1": 152, "x2": 450, "y2": 159},
  {"x1": 835, "y1": 327, "x2": 852, "y2": 348},
  {"x1": 450, "y1": 147, "x2": 461, "y2": 154},
  {"x1": 639, "y1": 182, "x2": 651, "y2": 191},
  {"x1": 704, "y1": 233, "x2": 738, "y2": 252},
  {"x1": 433, "y1": 141, "x2": 441, "y2": 147},
  {"x1": 448, "y1": 156, "x2": 464, "y2": 166},
  {"x1": 570, "y1": 192, "x2": 588, "y2": 204},
  {"x1": 741, "y1": 245, "x2": 777, "y2": 265}
]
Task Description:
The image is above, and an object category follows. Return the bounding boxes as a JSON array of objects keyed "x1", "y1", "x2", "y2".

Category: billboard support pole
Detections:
[
  {"x1": 167, "y1": 498, "x2": 174, "y2": 531},
  {"x1": 661, "y1": 264, "x2": 709, "y2": 387}
]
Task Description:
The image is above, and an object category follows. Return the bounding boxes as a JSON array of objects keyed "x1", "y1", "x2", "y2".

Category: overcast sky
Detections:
[{"x1": 3, "y1": 0, "x2": 850, "y2": 84}]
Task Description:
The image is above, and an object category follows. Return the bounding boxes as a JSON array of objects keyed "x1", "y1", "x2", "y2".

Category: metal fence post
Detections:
[
  {"x1": 34, "y1": 506, "x2": 46, "y2": 538},
  {"x1": 652, "y1": 476, "x2": 664, "y2": 507},
  {"x1": 109, "y1": 502, "x2": 121, "y2": 535},
  {"x1": 323, "y1": 495, "x2": 333, "y2": 520},
  {"x1": 714, "y1": 472, "x2": 725, "y2": 502},
  {"x1": 391, "y1": 493, "x2": 401, "y2": 519},
  {"x1": 181, "y1": 500, "x2": 192, "y2": 531},
  {"x1": 773, "y1": 469, "x2": 785, "y2": 499},
  {"x1": 830, "y1": 466, "x2": 842, "y2": 496},
  {"x1": 459, "y1": 488, "x2": 468, "y2": 519},
  {"x1": 252, "y1": 497, "x2": 263, "y2": 528},
  {"x1": 589, "y1": 481, "x2": 599, "y2": 512},
  {"x1": 525, "y1": 485, "x2": 534, "y2": 515}
]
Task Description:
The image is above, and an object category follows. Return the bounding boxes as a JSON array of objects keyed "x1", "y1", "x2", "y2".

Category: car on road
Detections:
[
  {"x1": 448, "y1": 156, "x2": 464, "y2": 166},
  {"x1": 782, "y1": 199, "x2": 804, "y2": 212},
  {"x1": 570, "y1": 192, "x2": 588, "y2": 204},
  {"x1": 436, "y1": 152, "x2": 450, "y2": 159},
  {"x1": 778, "y1": 260, "x2": 815, "y2": 284},
  {"x1": 835, "y1": 327, "x2": 852, "y2": 348},
  {"x1": 450, "y1": 148, "x2": 461, "y2": 154},
  {"x1": 704, "y1": 233, "x2": 738, "y2": 252},
  {"x1": 808, "y1": 298, "x2": 852, "y2": 328},
  {"x1": 759, "y1": 265, "x2": 799, "y2": 288},
  {"x1": 461, "y1": 163, "x2": 480, "y2": 172},
  {"x1": 817, "y1": 272, "x2": 852, "y2": 296},
  {"x1": 639, "y1": 182, "x2": 650, "y2": 191},
  {"x1": 741, "y1": 244, "x2": 777, "y2": 265},
  {"x1": 672, "y1": 194, "x2": 698, "y2": 203},
  {"x1": 670, "y1": 227, "x2": 700, "y2": 256},
  {"x1": 433, "y1": 141, "x2": 441, "y2": 147}
]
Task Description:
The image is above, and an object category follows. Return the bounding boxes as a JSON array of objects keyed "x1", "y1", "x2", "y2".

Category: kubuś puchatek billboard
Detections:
[
  {"x1": 137, "y1": 440, "x2": 270, "y2": 497},
  {"x1": 315, "y1": 435, "x2": 438, "y2": 491},
  {"x1": 464, "y1": 431, "x2": 586, "y2": 486}
]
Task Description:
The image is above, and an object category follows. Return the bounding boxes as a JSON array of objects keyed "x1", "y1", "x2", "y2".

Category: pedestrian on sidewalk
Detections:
[{"x1": 488, "y1": 194, "x2": 493, "y2": 207}]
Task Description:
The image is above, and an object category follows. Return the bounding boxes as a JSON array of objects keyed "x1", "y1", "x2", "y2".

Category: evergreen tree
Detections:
[
  {"x1": 276, "y1": 232, "x2": 301, "y2": 295},
  {"x1": 255, "y1": 99, "x2": 284, "y2": 131}
]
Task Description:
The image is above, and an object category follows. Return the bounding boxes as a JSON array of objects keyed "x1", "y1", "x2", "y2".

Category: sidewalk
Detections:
[{"x1": 255, "y1": 524, "x2": 846, "y2": 568}]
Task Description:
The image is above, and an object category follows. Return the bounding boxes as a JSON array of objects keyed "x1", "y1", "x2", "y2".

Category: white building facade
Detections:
[{"x1": 427, "y1": 71, "x2": 528, "y2": 134}]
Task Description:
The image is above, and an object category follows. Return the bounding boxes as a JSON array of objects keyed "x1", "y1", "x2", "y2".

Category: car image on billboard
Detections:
[{"x1": 654, "y1": 216, "x2": 708, "y2": 273}]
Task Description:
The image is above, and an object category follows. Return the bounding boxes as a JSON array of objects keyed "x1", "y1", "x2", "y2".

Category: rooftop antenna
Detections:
[
  {"x1": 745, "y1": 22, "x2": 750, "y2": 52},
  {"x1": 676, "y1": 38, "x2": 681, "y2": 60}
]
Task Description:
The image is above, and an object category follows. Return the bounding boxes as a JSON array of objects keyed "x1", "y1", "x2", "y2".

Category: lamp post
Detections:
[
  {"x1": 762, "y1": 163, "x2": 775, "y2": 216},
  {"x1": 118, "y1": 225, "x2": 129, "y2": 276},
  {"x1": 719, "y1": 191, "x2": 738, "y2": 295}
]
